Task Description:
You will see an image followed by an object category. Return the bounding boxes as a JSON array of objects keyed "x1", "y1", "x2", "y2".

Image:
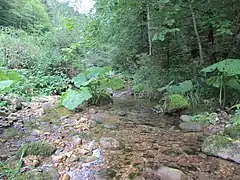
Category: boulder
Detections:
[{"x1": 202, "y1": 135, "x2": 240, "y2": 163}]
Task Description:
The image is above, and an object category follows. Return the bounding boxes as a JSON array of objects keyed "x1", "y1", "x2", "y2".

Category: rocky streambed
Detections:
[{"x1": 1, "y1": 95, "x2": 240, "y2": 180}]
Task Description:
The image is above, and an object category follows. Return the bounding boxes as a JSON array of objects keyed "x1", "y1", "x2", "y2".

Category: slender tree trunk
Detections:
[
  {"x1": 188, "y1": 0, "x2": 203, "y2": 64},
  {"x1": 147, "y1": 4, "x2": 152, "y2": 56}
]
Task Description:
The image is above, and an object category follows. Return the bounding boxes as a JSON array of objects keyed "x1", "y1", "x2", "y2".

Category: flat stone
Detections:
[
  {"x1": 179, "y1": 122, "x2": 203, "y2": 132},
  {"x1": 180, "y1": 115, "x2": 192, "y2": 122}
]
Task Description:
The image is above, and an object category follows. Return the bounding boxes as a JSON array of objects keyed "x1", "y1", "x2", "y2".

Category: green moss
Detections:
[
  {"x1": 192, "y1": 112, "x2": 218, "y2": 125},
  {"x1": 3, "y1": 127, "x2": 23, "y2": 139},
  {"x1": 98, "y1": 168, "x2": 117, "y2": 179},
  {"x1": 202, "y1": 135, "x2": 232, "y2": 153},
  {"x1": 41, "y1": 107, "x2": 72, "y2": 124},
  {"x1": 224, "y1": 125, "x2": 240, "y2": 139},
  {"x1": 166, "y1": 94, "x2": 189, "y2": 112},
  {"x1": 17, "y1": 141, "x2": 56, "y2": 157},
  {"x1": 12, "y1": 172, "x2": 31, "y2": 180}
]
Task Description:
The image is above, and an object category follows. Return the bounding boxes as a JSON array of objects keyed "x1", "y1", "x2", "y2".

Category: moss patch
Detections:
[
  {"x1": 17, "y1": 141, "x2": 56, "y2": 157},
  {"x1": 224, "y1": 125, "x2": 240, "y2": 139},
  {"x1": 41, "y1": 107, "x2": 72, "y2": 125},
  {"x1": 98, "y1": 168, "x2": 117, "y2": 179},
  {"x1": 3, "y1": 127, "x2": 23, "y2": 139},
  {"x1": 202, "y1": 135, "x2": 232, "y2": 154},
  {"x1": 166, "y1": 94, "x2": 189, "y2": 112}
]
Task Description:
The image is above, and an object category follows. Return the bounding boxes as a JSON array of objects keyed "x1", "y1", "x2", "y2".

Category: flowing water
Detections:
[{"x1": 1, "y1": 95, "x2": 240, "y2": 180}]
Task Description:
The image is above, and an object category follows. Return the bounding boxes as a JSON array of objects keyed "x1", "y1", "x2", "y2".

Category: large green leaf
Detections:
[
  {"x1": 0, "y1": 80, "x2": 14, "y2": 91},
  {"x1": 7, "y1": 70, "x2": 21, "y2": 81},
  {"x1": 72, "y1": 73, "x2": 91, "y2": 88},
  {"x1": 61, "y1": 88, "x2": 92, "y2": 110},
  {"x1": 202, "y1": 59, "x2": 240, "y2": 76},
  {"x1": 158, "y1": 80, "x2": 193, "y2": 94},
  {"x1": 0, "y1": 70, "x2": 8, "y2": 81},
  {"x1": 226, "y1": 79, "x2": 240, "y2": 90}
]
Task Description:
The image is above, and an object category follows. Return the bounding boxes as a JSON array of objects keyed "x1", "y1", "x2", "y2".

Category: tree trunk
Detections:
[
  {"x1": 188, "y1": 0, "x2": 203, "y2": 64},
  {"x1": 147, "y1": 4, "x2": 152, "y2": 56}
]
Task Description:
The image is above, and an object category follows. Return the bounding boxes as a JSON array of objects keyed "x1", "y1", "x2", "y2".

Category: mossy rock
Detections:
[
  {"x1": 201, "y1": 135, "x2": 240, "y2": 163},
  {"x1": 166, "y1": 94, "x2": 190, "y2": 113},
  {"x1": 224, "y1": 125, "x2": 240, "y2": 139},
  {"x1": 17, "y1": 141, "x2": 56, "y2": 157},
  {"x1": 12, "y1": 167, "x2": 60, "y2": 180},
  {"x1": 202, "y1": 135, "x2": 232, "y2": 152},
  {"x1": 41, "y1": 107, "x2": 72, "y2": 124},
  {"x1": 98, "y1": 168, "x2": 117, "y2": 179}
]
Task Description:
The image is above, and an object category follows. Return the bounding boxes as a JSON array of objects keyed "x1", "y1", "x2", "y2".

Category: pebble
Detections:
[
  {"x1": 32, "y1": 159, "x2": 40, "y2": 167},
  {"x1": 62, "y1": 173, "x2": 70, "y2": 180}
]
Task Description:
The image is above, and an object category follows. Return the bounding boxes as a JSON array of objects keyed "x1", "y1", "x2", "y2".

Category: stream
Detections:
[{"x1": 1, "y1": 95, "x2": 240, "y2": 179}]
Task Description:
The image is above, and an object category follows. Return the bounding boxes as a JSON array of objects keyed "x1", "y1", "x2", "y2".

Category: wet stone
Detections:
[
  {"x1": 179, "y1": 122, "x2": 203, "y2": 132},
  {"x1": 180, "y1": 115, "x2": 192, "y2": 122}
]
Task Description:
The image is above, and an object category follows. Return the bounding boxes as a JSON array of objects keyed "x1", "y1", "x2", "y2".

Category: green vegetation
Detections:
[
  {"x1": 202, "y1": 135, "x2": 233, "y2": 153},
  {"x1": 192, "y1": 112, "x2": 219, "y2": 125},
  {"x1": 0, "y1": 150, "x2": 25, "y2": 179},
  {"x1": 0, "y1": 0, "x2": 239, "y2": 109},
  {"x1": 165, "y1": 94, "x2": 190, "y2": 113},
  {"x1": 61, "y1": 67, "x2": 124, "y2": 110},
  {"x1": 41, "y1": 107, "x2": 72, "y2": 124},
  {"x1": 17, "y1": 141, "x2": 56, "y2": 157}
]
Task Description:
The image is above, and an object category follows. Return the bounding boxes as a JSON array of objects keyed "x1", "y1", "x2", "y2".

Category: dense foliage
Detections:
[{"x1": 0, "y1": 0, "x2": 240, "y2": 108}]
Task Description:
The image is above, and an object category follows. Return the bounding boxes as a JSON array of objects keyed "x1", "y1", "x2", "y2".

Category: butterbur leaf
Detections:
[
  {"x1": 72, "y1": 73, "x2": 91, "y2": 88},
  {"x1": 202, "y1": 59, "x2": 240, "y2": 76},
  {"x1": 62, "y1": 88, "x2": 92, "y2": 110},
  {"x1": 0, "y1": 70, "x2": 8, "y2": 81},
  {"x1": 0, "y1": 80, "x2": 14, "y2": 91},
  {"x1": 7, "y1": 71, "x2": 21, "y2": 81},
  {"x1": 226, "y1": 79, "x2": 240, "y2": 90}
]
